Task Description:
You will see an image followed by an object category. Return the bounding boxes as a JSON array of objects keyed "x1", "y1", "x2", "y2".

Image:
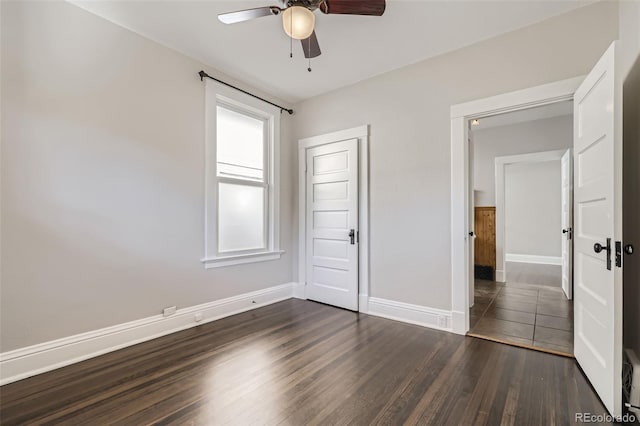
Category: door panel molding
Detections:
[{"x1": 298, "y1": 125, "x2": 370, "y2": 311}]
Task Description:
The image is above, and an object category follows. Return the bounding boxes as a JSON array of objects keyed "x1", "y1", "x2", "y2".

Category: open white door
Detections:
[
  {"x1": 561, "y1": 149, "x2": 573, "y2": 300},
  {"x1": 468, "y1": 132, "x2": 475, "y2": 306},
  {"x1": 305, "y1": 139, "x2": 359, "y2": 311},
  {"x1": 573, "y1": 42, "x2": 623, "y2": 418}
]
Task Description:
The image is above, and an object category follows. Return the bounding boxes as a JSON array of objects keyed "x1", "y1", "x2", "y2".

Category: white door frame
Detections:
[
  {"x1": 494, "y1": 149, "x2": 567, "y2": 283},
  {"x1": 449, "y1": 76, "x2": 584, "y2": 335},
  {"x1": 297, "y1": 125, "x2": 370, "y2": 312}
]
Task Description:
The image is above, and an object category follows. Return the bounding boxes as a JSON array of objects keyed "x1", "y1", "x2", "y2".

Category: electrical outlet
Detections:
[
  {"x1": 194, "y1": 312, "x2": 203, "y2": 322},
  {"x1": 163, "y1": 306, "x2": 177, "y2": 317}
]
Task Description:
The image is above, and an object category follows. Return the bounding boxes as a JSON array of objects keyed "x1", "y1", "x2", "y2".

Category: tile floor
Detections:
[{"x1": 469, "y1": 262, "x2": 573, "y2": 356}]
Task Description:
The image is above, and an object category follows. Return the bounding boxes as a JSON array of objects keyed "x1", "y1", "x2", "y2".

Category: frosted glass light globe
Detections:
[{"x1": 282, "y1": 6, "x2": 315, "y2": 40}]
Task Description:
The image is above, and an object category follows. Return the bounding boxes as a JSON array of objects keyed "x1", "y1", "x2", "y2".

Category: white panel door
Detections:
[
  {"x1": 306, "y1": 139, "x2": 358, "y2": 310},
  {"x1": 468, "y1": 134, "x2": 475, "y2": 306},
  {"x1": 561, "y1": 149, "x2": 573, "y2": 300},
  {"x1": 573, "y1": 42, "x2": 622, "y2": 418}
]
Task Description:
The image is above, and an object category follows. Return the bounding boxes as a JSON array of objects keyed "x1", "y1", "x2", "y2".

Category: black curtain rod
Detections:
[{"x1": 198, "y1": 71, "x2": 293, "y2": 115}]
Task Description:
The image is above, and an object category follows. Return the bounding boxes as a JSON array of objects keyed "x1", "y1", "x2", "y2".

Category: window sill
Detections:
[{"x1": 201, "y1": 250, "x2": 285, "y2": 269}]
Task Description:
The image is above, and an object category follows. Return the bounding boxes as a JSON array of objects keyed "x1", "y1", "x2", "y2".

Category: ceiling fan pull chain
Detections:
[{"x1": 308, "y1": 37, "x2": 312, "y2": 72}]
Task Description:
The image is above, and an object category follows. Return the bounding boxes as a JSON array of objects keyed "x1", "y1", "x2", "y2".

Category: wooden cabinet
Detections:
[{"x1": 474, "y1": 207, "x2": 496, "y2": 278}]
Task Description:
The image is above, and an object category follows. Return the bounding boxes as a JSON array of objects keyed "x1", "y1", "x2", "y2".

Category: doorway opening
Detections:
[
  {"x1": 451, "y1": 45, "x2": 624, "y2": 417},
  {"x1": 466, "y1": 102, "x2": 574, "y2": 356}
]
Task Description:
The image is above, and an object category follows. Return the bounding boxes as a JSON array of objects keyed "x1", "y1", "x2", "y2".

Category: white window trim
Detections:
[{"x1": 201, "y1": 79, "x2": 282, "y2": 268}]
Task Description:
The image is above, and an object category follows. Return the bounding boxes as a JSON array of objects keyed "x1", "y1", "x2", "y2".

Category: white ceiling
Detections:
[
  {"x1": 470, "y1": 100, "x2": 573, "y2": 130},
  {"x1": 69, "y1": 0, "x2": 594, "y2": 103}
]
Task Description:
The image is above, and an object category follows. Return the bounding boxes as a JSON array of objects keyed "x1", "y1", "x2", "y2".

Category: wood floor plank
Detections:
[{"x1": 0, "y1": 299, "x2": 612, "y2": 425}]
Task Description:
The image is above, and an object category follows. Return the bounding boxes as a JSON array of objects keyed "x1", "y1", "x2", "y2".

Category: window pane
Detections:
[
  {"x1": 217, "y1": 105, "x2": 264, "y2": 182},
  {"x1": 218, "y1": 182, "x2": 265, "y2": 252}
]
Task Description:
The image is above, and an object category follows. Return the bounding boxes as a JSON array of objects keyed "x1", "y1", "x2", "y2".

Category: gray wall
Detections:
[
  {"x1": 292, "y1": 1, "x2": 618, "y2": 310},
  {"x1": 471, "y1": 116, "x2": 572, "y2": 207},
  {"x1": 505, "y1": 161, "x2": 562, "y2": 258},
  {"x1": 0, "y1": 1, "x2": 295, "y2": 351},
  {"x1": 1, "y1": 0, "x2": 633, "y2": 353}
]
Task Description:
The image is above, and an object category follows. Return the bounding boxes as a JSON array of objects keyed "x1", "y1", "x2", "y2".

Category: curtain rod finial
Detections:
[{"x1": 198, "y1": 70, "x2": 207, "y2": 81}]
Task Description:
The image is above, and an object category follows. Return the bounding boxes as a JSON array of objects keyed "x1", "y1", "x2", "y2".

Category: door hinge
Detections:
[{"x1": 616, "y1": 240, "x2": 622, "y2": 268}]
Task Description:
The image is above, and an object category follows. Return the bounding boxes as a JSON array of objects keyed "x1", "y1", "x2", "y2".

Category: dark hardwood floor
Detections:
[{"x1": 0, "y1": 299, "x2": 609, "y2": 425}]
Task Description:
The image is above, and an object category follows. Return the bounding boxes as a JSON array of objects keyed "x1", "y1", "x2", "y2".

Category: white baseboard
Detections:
[
  {"x1": 358, "y1": 294, "x2": 369, "y2": 313},
  {"x1": 0, "y1": 282, "x2": 295, "y2": 386},
  {"x1": 496, "y1": 269, "x2": 506, "y2": 283},
  {"x1": 367, "y1": 297, "x2": 452, "y2": 332},
  {"x1": 292, "y1": 282, "x2": 306, "y2": 299},
  {"x1": 450, "y1": 310, "x2": 467, "y2": 335},
  {"x1": 506, "y1": 254, "x2": 562, "y2": 265}
]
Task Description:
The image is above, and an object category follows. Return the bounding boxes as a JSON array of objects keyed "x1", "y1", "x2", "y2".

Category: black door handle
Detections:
[
  {"x1": 594, "y1": 242, "x2": 608, "y2": 253},
  {"x1": 594, "y1": 238, "x2": 612, "y2": 270},
  {"x1": 349, "y1": 229, "x2": 355, "y2": 245}
]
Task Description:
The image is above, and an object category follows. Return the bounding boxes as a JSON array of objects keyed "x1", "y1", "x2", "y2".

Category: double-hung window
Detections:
[{"x1": 202, "y1": 80, "x2": 281, "y2": 268}]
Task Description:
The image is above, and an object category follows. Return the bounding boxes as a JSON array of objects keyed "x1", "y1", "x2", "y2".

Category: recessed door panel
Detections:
[
  {"x1": 578, "y1": 135, "x2": 607, "y2": 187},
  {"x1": 314, "y1": 211, "x2": 349, "y2": 229},
  {"x1": 312, "y1": 266, "x2": 349, "y2": 291},
  {"x1": 313, "y1": 150, "x2": 349, "y2": 175},
  {"x1": 313, "y1": 238, "x2": 348, "y2": 260},
  {"x1": 577, "y1": 199, "x2": 608, "y2": 240},
  {"x1": 314, "y1": 181, "x2": 348, "y2": 201}
]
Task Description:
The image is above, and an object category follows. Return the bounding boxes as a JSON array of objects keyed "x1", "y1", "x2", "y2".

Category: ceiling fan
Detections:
[{"x1": 218, "y1": 0, "x2": 386, "y2": 61}]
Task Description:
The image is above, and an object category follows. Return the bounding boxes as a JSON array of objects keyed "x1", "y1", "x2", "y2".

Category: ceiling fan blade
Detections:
[
  {"x1": 301, "y1": 31, "x2": 321, "y2": 58},
  {"x1": 218, "y1": 7, "x2": 281, "y2": 24},
  {"x1": 319, "y1": 0, "x2": 385, "y2": 16}
]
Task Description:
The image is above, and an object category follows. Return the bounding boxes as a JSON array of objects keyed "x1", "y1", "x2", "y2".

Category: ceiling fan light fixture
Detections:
[{"x1": 282, "y1": 6, "x2": 315, "y2": 40}]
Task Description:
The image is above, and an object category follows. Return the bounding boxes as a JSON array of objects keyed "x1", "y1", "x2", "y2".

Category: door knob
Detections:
[
  {"x1": 594, "y1": 242, "x2": 609, "y2": 253},
  {"x1": 625, "y1": 244, "x2": 634, "y2": 255}
]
